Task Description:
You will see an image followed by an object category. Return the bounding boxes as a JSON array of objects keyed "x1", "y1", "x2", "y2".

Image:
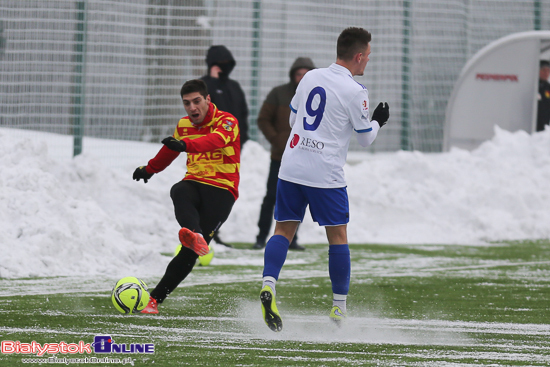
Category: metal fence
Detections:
[{"x1": 1, "y1": 0, "x2": 549, "y2": 158}]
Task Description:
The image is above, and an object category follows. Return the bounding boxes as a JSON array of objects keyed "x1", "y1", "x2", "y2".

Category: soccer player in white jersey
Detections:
[{"x1": 260, "y1": 27, "x2": 389, "y2": 332}]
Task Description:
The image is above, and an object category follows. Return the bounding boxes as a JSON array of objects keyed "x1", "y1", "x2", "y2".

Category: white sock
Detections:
[
  {"x1": 333, "y1": 293, "x2": 347, "y2": 313},
  {"x1": 262, "y1": 276, "x2": 277, "y2": 296}
]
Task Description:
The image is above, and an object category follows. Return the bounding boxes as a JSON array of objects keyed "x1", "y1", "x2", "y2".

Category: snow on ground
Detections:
[{"x1": 1, "y1": 126, "x2": 550, "y2": 278}]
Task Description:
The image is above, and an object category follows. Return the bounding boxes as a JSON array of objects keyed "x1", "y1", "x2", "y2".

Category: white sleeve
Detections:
[
  {"x1": 289, "y1": 93, "x2": 298, "y2": 127},
  {"x1": 347, "y1": 89, "x2": 374, "y2": 132},
  {"x1": 356, "y1": 123, "x2": 380, "y2": 147},
  {"x1": 289, "y1": 107, "x2": 297, "y2": 128},
  {"x1": 347, "y1": 88, "x2": 380, "y2": 146}
]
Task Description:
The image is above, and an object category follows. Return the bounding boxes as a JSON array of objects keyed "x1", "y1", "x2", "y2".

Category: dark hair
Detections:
[
  {"x1": 180, "y1": 79, "x2": 208, "y2": 99},
  {"x1": 541, "y1": 60, "x2": 550, "y2": 69},
  {"x1": 337, "y1": 27, "x2": 372, "y2": 61}
]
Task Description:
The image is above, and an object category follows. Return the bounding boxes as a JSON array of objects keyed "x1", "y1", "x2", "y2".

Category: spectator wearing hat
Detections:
[
  {"x1": 253, "y1": 57, "x2": 316, "y2": 250},
  {"x1": 201, "y1": 45, "x2": 249, "y2": 147},
  {"x1": 200, "y1": 45, "x2": 249, "y2": 247}
]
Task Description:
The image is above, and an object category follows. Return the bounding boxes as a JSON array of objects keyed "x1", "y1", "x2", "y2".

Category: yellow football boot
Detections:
[
  {"x1": 260, "y1": 285, "x2": 282, "y2": 332},
  {"x1": 329, "y1": 306, "x2": 346, "y2": 326}
]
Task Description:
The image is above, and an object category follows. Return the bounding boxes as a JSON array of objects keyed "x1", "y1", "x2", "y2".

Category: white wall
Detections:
[{"x1": 444, "y1": 31, "x2": 550, "y2": 151}]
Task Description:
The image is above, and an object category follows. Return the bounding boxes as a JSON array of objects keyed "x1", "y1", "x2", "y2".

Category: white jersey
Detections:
[{"x1": 279, "y1": 63, "x2": 378, "y2": 188}]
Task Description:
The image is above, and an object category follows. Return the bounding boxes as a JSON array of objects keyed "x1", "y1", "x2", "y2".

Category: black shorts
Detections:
[{"x1": 170, "y1": 180, "x2": 235, "y2": 244}]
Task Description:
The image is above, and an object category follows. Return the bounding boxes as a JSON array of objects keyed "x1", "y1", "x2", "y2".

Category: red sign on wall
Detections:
[{"x1": 475, "y1": 73, "x2": 519, "y2": 82}]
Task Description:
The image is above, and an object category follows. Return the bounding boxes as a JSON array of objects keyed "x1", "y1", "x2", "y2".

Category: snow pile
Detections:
[
  {"x1": 345, "y1": 127, "x2": 550, "y2": 245},
  {"x1": 1, "y1": 126, "x2": 549, "y2": 278}
]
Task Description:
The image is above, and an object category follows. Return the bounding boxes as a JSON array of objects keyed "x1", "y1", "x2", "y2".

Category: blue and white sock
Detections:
[
  {"x1": 262, "y1": 234, "x2": 290, "y2": 295},
  {"x1": 333, "y1": 293, "x2": 347, "y2": 313},
  {"x1": 328, "y1": 244, "x2": 350, "y2": 312},
  {"x1": 262, "y1": 276, "x2": 277, "y2": 295}
]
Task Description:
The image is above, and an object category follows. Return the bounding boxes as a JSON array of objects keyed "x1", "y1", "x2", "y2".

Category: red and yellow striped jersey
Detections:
[{"x1": 146, "y1": 103, "x2": 241, "y2": 199}]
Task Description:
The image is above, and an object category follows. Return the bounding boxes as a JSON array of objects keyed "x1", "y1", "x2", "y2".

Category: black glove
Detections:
[
  {"x1": 372, "y1": 102, "x2": 390, "y2": 127},
  {"x1": 162, "y1": 137, "x2": 187, "y2": 152},
  {"x1": 133, "y1": 166, "x2": 154, "y2": 183}
]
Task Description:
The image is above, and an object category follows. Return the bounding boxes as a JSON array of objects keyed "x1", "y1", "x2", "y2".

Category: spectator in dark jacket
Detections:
[
  {"x1": 199, "y1": 45, "x2": 250, "y2": 247},
  {"x1": 252, "y1": 57, "x2": 316, "y2": 250},
  {"x1": 537, "y1": 59, "x2": 550, "y2": 132},
  {"x1": 201, "y1": 45, "x2": 249, "y2": 146}
]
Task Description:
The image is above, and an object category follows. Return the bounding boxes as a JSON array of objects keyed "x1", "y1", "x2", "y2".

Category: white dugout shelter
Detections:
[{"x1": 444, "y1": 31, "x2": 550, "y2": 151}]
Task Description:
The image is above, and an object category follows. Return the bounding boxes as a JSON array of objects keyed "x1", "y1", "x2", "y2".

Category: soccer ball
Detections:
[
  {"x1": 174, "y1": 244, "x2": 214, "y2": 266},
  {"x1": 111, "y1": 277, "x2": 149, "y2": 314}
]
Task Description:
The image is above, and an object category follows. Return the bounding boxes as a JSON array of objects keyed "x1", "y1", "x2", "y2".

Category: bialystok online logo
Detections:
[{"x1": 1, "y1": 336, "x2": 154, "y2": 357}]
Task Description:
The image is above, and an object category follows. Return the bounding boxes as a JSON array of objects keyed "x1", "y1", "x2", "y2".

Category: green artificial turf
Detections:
[{"x1": 1, "y1": 240, "x2": 550, "y2": 366}]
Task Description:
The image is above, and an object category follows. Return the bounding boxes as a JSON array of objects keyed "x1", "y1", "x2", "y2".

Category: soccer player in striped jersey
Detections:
[
  {"x1": 133, "y1": 79, "x2": 240, "y2": 314},
  {"x1": 260, "y1": 27, "x2": 390, "y2": 331}
]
